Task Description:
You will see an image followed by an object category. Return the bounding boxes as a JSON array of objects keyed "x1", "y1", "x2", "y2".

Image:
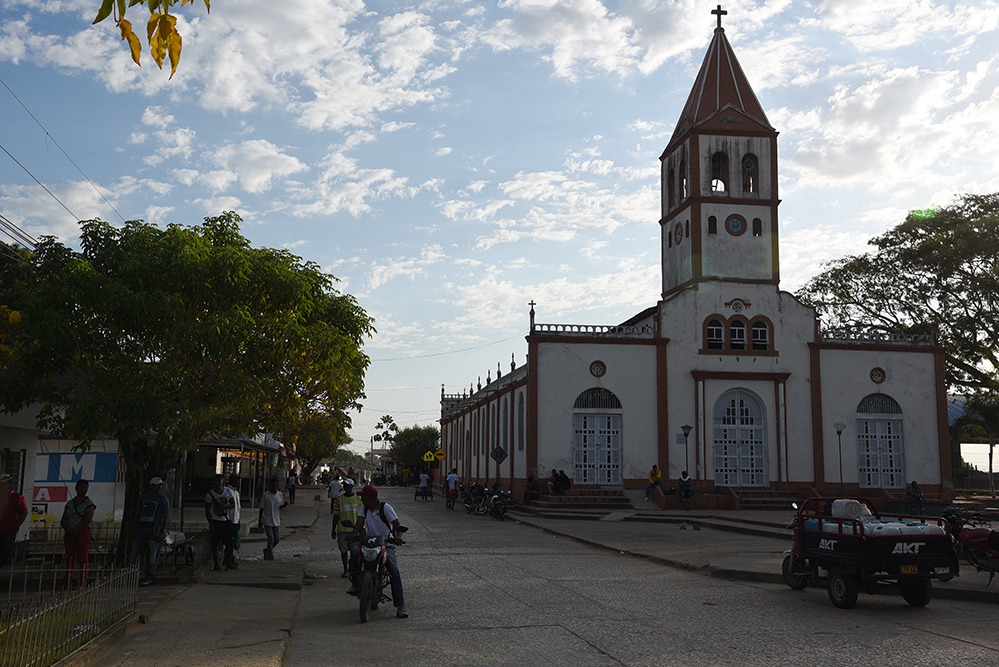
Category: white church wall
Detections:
[
  {"x1": 819, "y1": 348, "x2": 942, "y2": 485},
  {"x1": 699, "y1": 202, "x2": 773, "y2": 281},
  {"x1": 663, "y1": 210, "x2": 694, "y2": 289},
  {"x1": 513, "y1": 388, "x2": 527, "y2": 482},
  {"x1": 697, "y1": 135, "x2": 773, "y2": 199},
  {"x1": 535, "y1": 341, "x2": 657, "y2": 482},
  {"x1": 661, "y1": 284, "x2": 819, "y2": 483}
]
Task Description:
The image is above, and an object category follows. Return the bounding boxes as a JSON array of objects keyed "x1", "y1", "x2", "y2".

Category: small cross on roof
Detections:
[{"x1": 712, "y1": 4, "x2": 727, "y2": 29}]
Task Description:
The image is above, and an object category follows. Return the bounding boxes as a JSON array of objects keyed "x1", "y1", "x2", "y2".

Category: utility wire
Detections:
[
  {"x1": 0, "y1": 141, "x2": 78, "y2": 222},
  {"x1": 0, "y1": 75, "x2": 125, "y2": 224},
  {"x1": 371, "y1": 334, "x2": 522, "y2": 362},
  {"x1": 0, "y1": 213, "x2": 37, "y2": 248}
]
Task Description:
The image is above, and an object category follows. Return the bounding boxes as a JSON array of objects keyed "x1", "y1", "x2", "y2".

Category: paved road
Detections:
[
  {"x1": 98, "y1": 487, "x2": 999, "y2": 667},
  {"x1": 284, "y1": 488, "x2": 999, "y2": 667}
]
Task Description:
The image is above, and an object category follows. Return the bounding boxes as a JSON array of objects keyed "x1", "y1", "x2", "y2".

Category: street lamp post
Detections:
[
  {"x1": 681, "y1": 424, "x2": 693, "y2": 475},
  {"x1": 833, "y1": 422, "x2": 847, "y2": 496}
]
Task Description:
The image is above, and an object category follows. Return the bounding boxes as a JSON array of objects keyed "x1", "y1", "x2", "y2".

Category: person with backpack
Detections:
[
  {"x1": 332, "y1": 478, "x2": 361, "y2": 578},
  {"x1": 345, "y1": 485, "x2": 408, "y2": 618},
  {"x1": 204, "y1": 474, "x2": 237, "y2": 571}
]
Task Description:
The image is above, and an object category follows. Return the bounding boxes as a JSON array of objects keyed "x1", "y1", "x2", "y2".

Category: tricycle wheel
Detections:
[
  {"x1": 900, "y1": 579, "x2": 932, "y2": 607},
  {"x1": 827, "y1": 566, "x2": 858, "y2": 609},
  {"x1": 782, "y1": 555, "x2": 808, "y2": 590}
]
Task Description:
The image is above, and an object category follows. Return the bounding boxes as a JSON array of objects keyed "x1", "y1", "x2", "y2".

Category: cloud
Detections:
[
  {"x1": 210, "y1": 140, "x2": 308, "y2": 193},
  {"x1": 143, "y1": 127, "x2": 198, "y2": 166},
  {"x1": 367, "y1": 244, "x2": 447, "y2": 290}
]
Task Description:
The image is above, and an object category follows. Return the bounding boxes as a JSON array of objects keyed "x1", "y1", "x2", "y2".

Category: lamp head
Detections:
[
  {"x1": 681, "y1": 424, "x2": 693, "y2": 437},
  {"x1": 833, "y1": 421, "x2": 847, "y2": 435}
]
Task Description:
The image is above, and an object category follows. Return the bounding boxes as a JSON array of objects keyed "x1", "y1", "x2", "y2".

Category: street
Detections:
[{"x1": 284, "y1": 488, "x2": 999, "y2": 666}]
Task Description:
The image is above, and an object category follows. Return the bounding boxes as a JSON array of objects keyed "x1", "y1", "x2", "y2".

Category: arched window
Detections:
[
  {"x1": 463, "y1": 429, "x2": 469, "y2": 460},
  {"x1": 729, "y1": 321, "x2": 747, "y2": 350},
  {"x1": 856, "y1": 394, "x2": 904, "y2": 488},
  {"x1": 472, "y1": 411, "x2": 478, "y2": 456},
  {"x1": 742, "y1": 153, "x2": 759, "y2": 193},
  {"x1": 517, "y1": 392, "x2": 525, "y2": 451},
  {"x1": 752, "y1": 218, "x2": 762, "y2": 237},
  {"x1": 685, "y1": 220, "x2": 689, "y2": 238},
  {"x1": 573, "y1": 388, "x2": 622, "y2": 485},
  {"x1": 707, "y1": 319, "x2": 724, "y2": 349},
  {"x1": 708, "y1": 215, "x2": 717, "y2": 234},
  {"x1": 752, "y1": 321, "x2": 769, "y2": 351},
  {"x1": 668, "y1": 168, "x2": 675, "y2": 209},
  {"x1": 679, "y1": 160, "x2": 687, "y2": 198},
  {"x1": 489, "y1": 404, "x2": 496, "y2": 450},
  {"x1": 711, "y1": 152, "x2": 729, "y2": 192},
  {"x1": 668, "y1": 230, "x2": 672, "y2": 248}
]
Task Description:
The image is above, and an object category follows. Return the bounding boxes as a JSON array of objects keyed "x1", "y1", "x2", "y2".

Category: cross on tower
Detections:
[{"x1": 712, "y1": 4, "x2": 727, "y2": 29}]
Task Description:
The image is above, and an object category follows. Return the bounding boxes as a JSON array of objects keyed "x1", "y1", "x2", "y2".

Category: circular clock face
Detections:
[
  {"x1": 726, "y1": 216, "x2": 746, "y2": 235},
  {"x1": 742, "y1": 156, "x2": 757, "y2": 170},
  {"x1": 674, "y1": 223, "x2": 683, "y2": 245},
  {"x1": 590, "y1": 360, "x2": 606, "y2": 377},
  {"x1": 870, "y1": 367, "x2": 886, "y2": 384}
]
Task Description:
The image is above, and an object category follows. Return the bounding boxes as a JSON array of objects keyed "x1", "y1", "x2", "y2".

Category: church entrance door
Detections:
[
  {"x1": 712, "y1": 390, "x2": 768, "y2": 487},
  {"x1": 572, "y1": 414, "x2": 622, "y2": 485}
]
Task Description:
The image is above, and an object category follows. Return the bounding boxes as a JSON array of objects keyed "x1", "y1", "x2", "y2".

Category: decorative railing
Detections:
[
  {"x1": 532, "y1": 323, "x2": 655, "y2": 338},
  {"x1": 822, "y1": 330, "x2": 935, "y2": 346}
]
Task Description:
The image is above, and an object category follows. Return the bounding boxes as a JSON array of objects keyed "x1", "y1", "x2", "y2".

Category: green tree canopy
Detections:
[
  {"x1": 0, "y1": 212, "x2": 373, "y2": 551},
  {"x1": 390, "y1": 424, "x2": 440, "y2": 471},
  {"x1": 285, "y1": 412, "x2": 352, "y2": 483},
  {"x1": 797, "y1": 193, "x2": 999, "y2": 389}
]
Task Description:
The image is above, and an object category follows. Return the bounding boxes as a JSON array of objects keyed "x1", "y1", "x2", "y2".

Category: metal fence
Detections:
[{"x1": 0, "y1": 565, "x2": 139, "y2": 667}]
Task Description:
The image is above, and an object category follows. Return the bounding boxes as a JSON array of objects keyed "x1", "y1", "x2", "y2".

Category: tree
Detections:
[
  {"x1": 92, "y1": 0, "x2": 211, "y2": 78},
  {"x1": 797, "y1": 193, "x2": 999, "y2": 389},
  {"x1": 953, "y1": 394, "x2": 999, "y2": 499},
  {"x1": 390, "y1": 424, "x2": 440, "y2": 471},
  {"x1": 0, "y1": 212, "x2": 373, "y2": 554},
  {"x1": 372, "y1": 415, "x2": 399, "y2": 449},
  {"x1": 284, "y1": 412, "x2": 352, "y2": 482}
]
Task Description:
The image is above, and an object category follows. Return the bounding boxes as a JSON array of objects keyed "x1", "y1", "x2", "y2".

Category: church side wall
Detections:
[
  {"x1": 535, "y1": 341, "x2": 657, "y2": 484},
  {"x1": 818, "y1": 348, "x2": 942, "y2": 486}
]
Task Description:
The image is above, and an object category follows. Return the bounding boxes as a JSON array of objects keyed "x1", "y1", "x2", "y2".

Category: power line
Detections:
[
  {"x1": 371, "y1": 334, "x2": 522, "y2": 361},
  {"x1": 0, "y1": 213, "x2": 36, "y2": 249},
  {"x1": 0, "y1": 140, "x2": 77, "y2": 222},
  {"x1": 0, "y1": 75, "x2": 125, "y2": 224}
]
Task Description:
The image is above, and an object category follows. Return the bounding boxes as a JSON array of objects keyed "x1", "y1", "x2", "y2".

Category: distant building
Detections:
[{"x1": 439, "y1": 11, "x2": 952, "y2": 506}]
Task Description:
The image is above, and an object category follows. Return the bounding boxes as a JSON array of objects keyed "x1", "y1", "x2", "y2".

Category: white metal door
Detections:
[
  {"x1": 713, "y1": 390, "x2": 768, "y2": 487},
  {"x1": 573, "y1": 414, "x2": 621, "y2": 485},
  {"x1": 857, "y1": 419, "x2": 904, "y2": 488}
]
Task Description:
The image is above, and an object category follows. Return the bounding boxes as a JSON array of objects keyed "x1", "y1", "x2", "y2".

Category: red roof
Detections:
[{"x1": 667, "y1": 27, "x2": 773, "y2": 148}]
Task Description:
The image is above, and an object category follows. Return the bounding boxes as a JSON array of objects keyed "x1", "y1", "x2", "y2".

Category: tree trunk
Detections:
[{"x1": 116, "y1": 430, "x2": 178, "y2": 564}]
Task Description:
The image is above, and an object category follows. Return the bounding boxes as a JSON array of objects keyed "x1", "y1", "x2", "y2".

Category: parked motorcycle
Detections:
[
  {"x1": 342, "y1": 520, "x2": 409, "y2": 623},
  {"x1": 941, "y1": 506, "x2": 999, "y2": 586},
  {"x1": 461, "y1": 483, "x2": 488, "y2": 515},
  {"x1": 488, "y1": 483, "x2": 508, "y2": 521}
]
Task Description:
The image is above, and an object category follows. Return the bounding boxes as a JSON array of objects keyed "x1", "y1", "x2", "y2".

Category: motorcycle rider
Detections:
[{"x1": 346, "y1": 485, "x2": 408, "y2": 618}]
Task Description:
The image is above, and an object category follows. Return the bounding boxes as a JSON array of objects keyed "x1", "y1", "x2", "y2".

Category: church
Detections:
[{"x1": 439, "y1": 8, "x2": 952, "y2": 507}]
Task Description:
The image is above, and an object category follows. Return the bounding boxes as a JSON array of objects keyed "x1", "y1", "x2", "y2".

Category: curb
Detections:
[{"x1": 514, "y1": 518, "x2": 999, "y2": 606}]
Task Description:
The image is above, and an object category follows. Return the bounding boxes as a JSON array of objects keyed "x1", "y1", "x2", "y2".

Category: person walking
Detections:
[
  {"x1": 132, "y1": 477, "x2": 171, "y2": 586},
  {"x1": 419, "y1": 470, "x2": 430, "y2": 502},
  {"x1": 645, "y1": 465, "x2": 663, "y2": 501},
  {"x1": 331, "y1": 478, "x2": 362, "y2": 578},
  {"x1": 0, "y1": 473, "x2": 27, "y2": 567},
  {"x1": 226, "y1": 473, "x2": 242, "y2": 563},
  {"x1": 445, "y1": 468, "x2": 459, "y2": 509},
  {"x1": 259, "y1": 478, "x2": 288, "y2": 560},
  {"x1": 61, "y1": 479, "x2": 96, "y2": 589},
  {"x1": 328, "y1": 475, "x2": 343, "y2": 513},
  {"x1": 205, "y1": 474, "x2": 237, "y2": 571},
  {"x1": 285, "y1": 471, "x2": 297, "y2": 505}
]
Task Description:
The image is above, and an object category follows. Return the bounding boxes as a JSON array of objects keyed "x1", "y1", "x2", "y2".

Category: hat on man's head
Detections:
[
  {"x1": 343, "y1": 478, "x2": 355, "y2": 486},
  {"x1": 149, "y1": 477, "x2": 164, "y2": 486},
  {"x1": 227, "y1": 473, "x2": 240, "y2": 484},
  {"x1": 359, "y1": 485, "x2": 378, "y2": 498},
  {"x1": 0, "y1": 473, "x2": 11, "y2": 485}
]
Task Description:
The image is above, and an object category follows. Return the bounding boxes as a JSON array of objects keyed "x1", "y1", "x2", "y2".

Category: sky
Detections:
[{"x1": 2, "y1": 0, "x2": 999, "y2": 456}]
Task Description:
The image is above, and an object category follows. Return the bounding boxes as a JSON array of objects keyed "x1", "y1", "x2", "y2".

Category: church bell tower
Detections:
[{"x1": 660, "y1": 6, "x2": 780, "y2": 298}]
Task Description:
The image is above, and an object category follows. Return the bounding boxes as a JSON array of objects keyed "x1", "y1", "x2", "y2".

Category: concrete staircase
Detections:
[
  {"x1": 510, "y1": 487, "x2": 633, "y2": 519},
  {"x1": 732, "y1": 489, "x2": 799, "y2": 510}
]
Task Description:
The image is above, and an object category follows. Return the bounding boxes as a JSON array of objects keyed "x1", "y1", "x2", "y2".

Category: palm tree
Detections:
[{"x1": 955, "y1": 394, "x2": 999, "y2": 499}]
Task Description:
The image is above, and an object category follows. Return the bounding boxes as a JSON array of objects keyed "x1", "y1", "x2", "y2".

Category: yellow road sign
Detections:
[
  {"x1": 435, "y1": 450, "x2": 446, "y2": 461},
  {"x1": 422, "y1": 451, "x2": 435, "y2": 462}
]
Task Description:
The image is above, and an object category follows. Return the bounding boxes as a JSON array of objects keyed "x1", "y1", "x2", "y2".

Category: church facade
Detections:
[{"x1": 439, "y1": 15, "x2": 952, "y2": 506}]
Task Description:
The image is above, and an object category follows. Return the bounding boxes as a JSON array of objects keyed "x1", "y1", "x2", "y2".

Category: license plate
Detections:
[{"x1": 900, "y1": 565, "x2": 918, "y2": 574}]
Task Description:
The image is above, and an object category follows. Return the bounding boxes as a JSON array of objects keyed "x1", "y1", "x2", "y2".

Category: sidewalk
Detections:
[{"x1": 512, "y1": 502, "x2": 999, "y2": 605}]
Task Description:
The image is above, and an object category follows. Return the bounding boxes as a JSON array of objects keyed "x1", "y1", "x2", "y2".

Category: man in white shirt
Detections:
[
  {"x1": 346, "y1": 485, "x2": 408, "y2": 618},
  {"x1": 327, "y1": 476, "x2": 343, "y2": 513},
  {"x1": 204, "y1": 474, "x2": 237, "y2": 571},
  {"x1": 226, "y1": 474, "x2": 243, "y2": 562},
  {"x1": 445, "y1": 468, "x2": 459, "y2": 510},
  {"x1": 259, "y1": 478, "x2": 288, "y2": 561}
]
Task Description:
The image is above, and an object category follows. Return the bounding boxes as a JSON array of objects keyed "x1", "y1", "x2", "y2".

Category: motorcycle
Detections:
[
  {"x1": 461, "y1": 483, "x2": 488, "y2": 515},
  {"x1": 941, "y1": 506, "x2": 999, "y2": 586},
  {"x1": 341, "y1": 520, "x2": 409, "y2": 623},
  {"x1": 488, "y1": 483, "x2": 508, "y2": 521}
]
